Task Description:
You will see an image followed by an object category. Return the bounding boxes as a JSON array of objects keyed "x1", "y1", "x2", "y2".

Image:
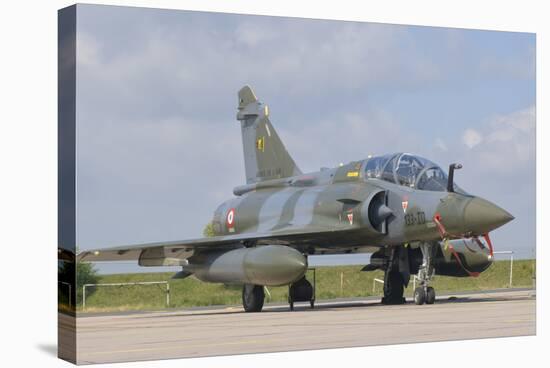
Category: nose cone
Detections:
[{"x1": 464, "y1": 197, "x2": 514, "y2": 234}]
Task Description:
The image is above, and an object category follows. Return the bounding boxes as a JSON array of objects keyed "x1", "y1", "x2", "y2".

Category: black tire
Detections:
[
  {"x1": 382, "y1": 270, "x2": 405, "y2": 305},
  {"x1": 289, "y1": 277, "x2": 313, "y2": 302},
  {"x1": 242, "y1": 284, "x2": 265, "y2": 312},
  {"x1": 426, "y1": 287, "x2": 436, "y2": 304},
  {"x1": 414, "y1": 287, "x2": 426, "y2": 305}
]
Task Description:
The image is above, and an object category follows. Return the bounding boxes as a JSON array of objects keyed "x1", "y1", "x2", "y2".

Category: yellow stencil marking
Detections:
[{"x1": 256, "y1": 136, "x2": 265, "y2": 152}]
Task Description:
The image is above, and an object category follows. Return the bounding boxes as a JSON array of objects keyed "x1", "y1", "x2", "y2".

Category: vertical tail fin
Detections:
[{"x1": 236, "y1": 86, "x2": 302, "y2": 184}]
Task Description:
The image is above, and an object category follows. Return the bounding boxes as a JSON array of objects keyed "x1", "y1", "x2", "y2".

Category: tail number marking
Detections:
[{"x1": 404, "y1": 211, "x2": 426, "y2": 226}]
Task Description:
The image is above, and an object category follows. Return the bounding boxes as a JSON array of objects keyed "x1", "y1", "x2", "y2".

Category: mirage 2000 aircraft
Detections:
[{"x1": 79, "y1": 86, "x2": 514, "y2": 312}]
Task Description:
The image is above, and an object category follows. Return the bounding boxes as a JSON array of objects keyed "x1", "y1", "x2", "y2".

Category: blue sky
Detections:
[{"x1": 74, "y1": 5, "x2": 535, "y2": 273}]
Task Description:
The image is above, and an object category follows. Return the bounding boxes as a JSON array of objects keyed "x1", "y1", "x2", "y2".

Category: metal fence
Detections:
[{"x1": 493, "y1": 251, "x2": 514, "y2": 287}]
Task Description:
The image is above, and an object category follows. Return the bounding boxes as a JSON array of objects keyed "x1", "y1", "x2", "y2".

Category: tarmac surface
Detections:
[{"x1": 64, "y1": 289, "x2": 536, "y2": 364}]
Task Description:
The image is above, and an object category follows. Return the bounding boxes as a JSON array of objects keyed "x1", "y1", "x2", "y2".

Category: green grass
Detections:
[{"x1": 78, "y1": 259, "x2": 535, "y2": 313}]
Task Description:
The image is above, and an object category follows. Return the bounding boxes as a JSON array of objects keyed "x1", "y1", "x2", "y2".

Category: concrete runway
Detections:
[{"x1": 66, "y1": 289, "x2": 536, "y2": 364}]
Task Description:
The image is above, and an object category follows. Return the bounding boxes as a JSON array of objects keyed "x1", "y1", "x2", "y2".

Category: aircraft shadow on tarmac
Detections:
[{"x1": 139, "y1": 294, "x2": 528, "y2": 319}]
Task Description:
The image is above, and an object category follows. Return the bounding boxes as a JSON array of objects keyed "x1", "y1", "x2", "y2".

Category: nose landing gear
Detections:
[
  {"x1": 414, "y1": 243, "x2": 437, "y2": 305},
  {"x1": 414, "y1": 286, "x2": 435, "y2": 305}
]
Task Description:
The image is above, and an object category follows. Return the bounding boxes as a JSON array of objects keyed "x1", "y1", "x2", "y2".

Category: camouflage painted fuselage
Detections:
[
  {"x1": 211, "y1": 159, "x2": 501, "y2": 256},
  {"x1": 78, "y1": 85, "x2": 515, "y2": 291}
]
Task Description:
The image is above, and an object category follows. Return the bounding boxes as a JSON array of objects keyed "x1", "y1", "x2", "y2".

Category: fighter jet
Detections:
[{"x1": 78, "y1": 86, "x2": 514, "y2": 312}]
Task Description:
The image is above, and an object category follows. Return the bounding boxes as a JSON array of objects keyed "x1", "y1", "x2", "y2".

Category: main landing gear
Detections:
[
  {"x1": 413, "y1": 243, "x2": 437, "y2": 305},
  {"x1": 242, "y1": 271, "x2": 316, "y2": 312},
  {"x1": 242, "y1": 284, "x2": 265, "y2": 312},
  {"x1": 379, "y1": 243, "x2": 438, "y2": 306},
  {"x1": 381, "y1": 247, "x2": 407, "y2": 305},
  {"x1": 288, "y1": 273, "x2": 316, "y2": 311}
]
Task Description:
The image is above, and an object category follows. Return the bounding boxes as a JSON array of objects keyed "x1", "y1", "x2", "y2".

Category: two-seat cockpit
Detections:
[{"x1": 363, "y1": 153, "x2": 462, "y2": 192}]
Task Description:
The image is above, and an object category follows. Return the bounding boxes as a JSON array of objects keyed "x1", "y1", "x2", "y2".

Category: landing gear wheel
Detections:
[
  {"x1": 289, "y1": 277, "x2": 314, "y2": 311},
  {"x1": 289, "y1": 278, "x2": 313, "y2": 301},
  {"x1": 426, "y1": 287, "x2": 436, "y2": 304},
  {"x1": 242, "y1": 284, "x2": 265, "y2": 312},
  {"x1": 382, "y1": 270, "x2": 406, "y2": 305},
  {"x1": 414, "y1": 242, "x2": 437, "y2": 306},
  {"x1": 414, "y1": 287, "x2": 426, "y2": 305}
]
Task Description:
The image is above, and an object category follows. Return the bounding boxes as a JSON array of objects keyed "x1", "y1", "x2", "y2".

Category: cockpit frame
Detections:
[{"x1": 363, "y1": 153, "x2": 460, "y2": 193}]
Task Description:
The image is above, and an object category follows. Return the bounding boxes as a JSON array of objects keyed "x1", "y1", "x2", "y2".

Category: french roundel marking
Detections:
[{"x1": 226, "y1": 208, "x2": 235, "y2": 227}]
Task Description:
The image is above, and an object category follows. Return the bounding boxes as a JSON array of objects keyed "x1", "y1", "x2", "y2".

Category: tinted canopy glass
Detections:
[{"x1": 364, "y1": 153, "x2": 457, "y2": 192}]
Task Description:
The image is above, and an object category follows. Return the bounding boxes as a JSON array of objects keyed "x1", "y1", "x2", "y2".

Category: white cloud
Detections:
[
  {"x1": 480, "y1": 106, "x2": 535, "y2": 167},
  {"x1": 235, "y1": 21, "x2": 278, "y2": 47},
  {"x1": 462, "y1": 128, "x2": 483, "y2": 149},
  {"x1": 76, "y1": 114, "x2": 244, "y2": 247},
  {"x1": 73, "y1": 7, "x2": 535, "y2": 257},
  {"x1": 458, "y1": 105, "x2": 535, "y2": 177},
  {"x1": 278, "y1": 110, "x2": 423, "y2": 172},
  {"x1": 75, "y1": 15, "x2": 440, "y2": 247},
  {"x1": 488, "y1": 105, "x2": 535, "y2": 139},
  {"x1": 75, "y1": 16, "x2": 447, "y2": 121},
  {"x1": 76, "y1": 32, "x2": 101, "y2": 68}
]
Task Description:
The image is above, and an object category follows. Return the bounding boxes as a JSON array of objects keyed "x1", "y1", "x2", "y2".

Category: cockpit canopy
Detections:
[{"x1": 364, "y1": 153, "x2": 461, "y2": 192}]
